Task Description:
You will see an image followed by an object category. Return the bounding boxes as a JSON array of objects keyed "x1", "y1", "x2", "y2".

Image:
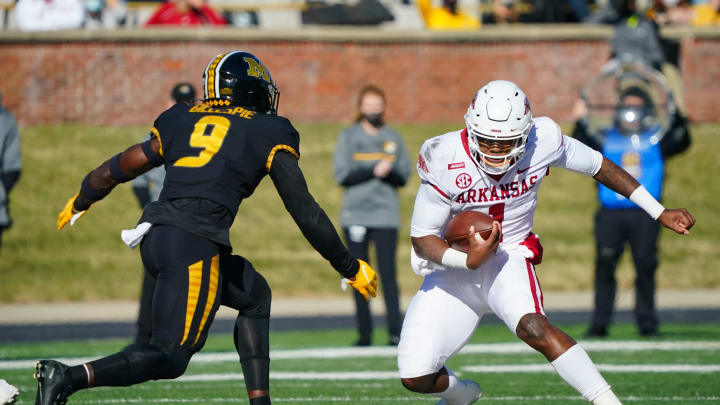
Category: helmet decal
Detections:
[
  {"x1": 243, "y1": 56, "x2": 271, "y2": 83},
  {"x1": 202, "y1": 51, "x2": 280, "y2": 114}
]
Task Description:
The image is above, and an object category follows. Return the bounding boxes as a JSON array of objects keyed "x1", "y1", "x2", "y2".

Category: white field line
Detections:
[
  {"x1": 68, "y1": 395, "x2": 720, "y2": 404},
  {"x1": 2, "y1": 340, "x2": 719, "y2": 370},
  {"x1": 175, "y1": 362, "x2": 720, "y2": 383},
  {"x1": 462, "y1": 364, "x2": 720, "y2": 373}
]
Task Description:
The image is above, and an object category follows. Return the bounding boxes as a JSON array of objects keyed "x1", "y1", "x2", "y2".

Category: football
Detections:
[{"x1": 443, "y1": 211, "x2": 494, "y2": 253}]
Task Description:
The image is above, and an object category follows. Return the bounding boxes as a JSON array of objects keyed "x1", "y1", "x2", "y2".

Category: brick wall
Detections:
[{"x1": 0, "y1": 35, "x2": 718, "y2": 125}]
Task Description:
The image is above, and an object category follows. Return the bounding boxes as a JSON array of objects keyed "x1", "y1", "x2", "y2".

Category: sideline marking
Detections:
[
  {"x1": 68, "y1": 395, "x2": 720, "y2": 404},
  {"x1": 2, "y1": 340, "x2": 719, "y2": 370}
]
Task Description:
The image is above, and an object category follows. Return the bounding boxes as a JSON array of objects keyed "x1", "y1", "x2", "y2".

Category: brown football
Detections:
[{"x1": 443, "y1": 211, "x2": 493, "y2": 253}]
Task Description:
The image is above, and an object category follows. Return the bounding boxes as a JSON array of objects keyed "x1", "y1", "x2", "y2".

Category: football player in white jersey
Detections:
[{"x1": 397, "y1": 80, "x2": 695, "y2": 405}]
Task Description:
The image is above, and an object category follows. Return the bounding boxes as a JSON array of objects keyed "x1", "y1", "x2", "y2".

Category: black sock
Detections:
[
  {"x1": 250, "y1": 396, "x2": 271, "y2": 405},
  {"x1": 68, "y1": 365, "x2": 89, "y2": 391}
]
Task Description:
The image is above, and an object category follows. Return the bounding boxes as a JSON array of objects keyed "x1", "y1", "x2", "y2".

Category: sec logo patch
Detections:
[{"x1": 455, "y1": 173, "x2": 472, "y2": 189}]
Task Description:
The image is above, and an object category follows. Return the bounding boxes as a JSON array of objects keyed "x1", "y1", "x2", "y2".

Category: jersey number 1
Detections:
[{"x1": 174, "y1": 116, "x2": 230, "y2": 168}]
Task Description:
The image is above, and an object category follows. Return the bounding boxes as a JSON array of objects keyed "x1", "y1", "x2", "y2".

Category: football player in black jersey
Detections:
[{"x1": 35, "y1": 51, "x2": 378, "y2": 405}]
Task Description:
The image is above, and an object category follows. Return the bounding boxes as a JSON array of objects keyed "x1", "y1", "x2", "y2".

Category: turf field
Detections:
[
  {"x1": 1, "y1": 323, "x2": 719, "y2": 404},
  {"x1": 1, "y1": 123, "x2": 718, "y2": 302}
]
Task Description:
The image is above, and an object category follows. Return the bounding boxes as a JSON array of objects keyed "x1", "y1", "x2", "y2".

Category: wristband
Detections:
[
  {"x1": 629, "y1": 185, "x2": 665, "y2": 220},
  {"x1": 441, "y1": 248, "x2": 469, "y2": 270}
]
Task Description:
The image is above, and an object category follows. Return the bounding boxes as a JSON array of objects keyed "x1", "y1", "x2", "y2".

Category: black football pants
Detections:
[
  {"x1": 84, "y1": 224, "x2": 270, "y2": 389},
  {"x1": 343, "y1": 227, "x2": 402, "y2": 343},
  {"x1": 589, "y1": 209, "x2": 661, "y2": 333}
]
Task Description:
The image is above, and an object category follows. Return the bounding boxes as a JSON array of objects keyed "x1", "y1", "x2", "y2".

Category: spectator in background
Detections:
[
  {"x1": 417, "y1": 0, "x2": 481, "y2": 30},
  {"x1": 0, "y1": 92, "x2": 21, "y2": 254},
  {"x1": 131, "y1": 82, "x2": 194, "y2": 344},
  {"x1": 14, "y1": 0, "x2": 84, "y2": 31},
  {"x1": 334, "y1": 85, "x2": 410, "y2": 346},
  {"x1": 85, "y1": 0, "x2": 128, "y2": 29},
  {"x1": 572, "y1": 85, "x2": 691, "y2": 337},
  {"x1": 652, "y1": 0, "x2": 720, "y2": 25},
  {"x1": 146, "y1": 0, "x2": 226, "y2": 26},
  {"x1": 611, "y1": 0, "x2": 665, "y2": 70}
]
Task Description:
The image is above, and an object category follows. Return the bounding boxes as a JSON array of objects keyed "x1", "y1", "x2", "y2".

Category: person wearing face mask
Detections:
[
  {"x1": 572, "y1": 85, "x2": 691, "y2": 338},
  {"x1": 333, "y1": 85, "x2": 411, "y2": 346}
]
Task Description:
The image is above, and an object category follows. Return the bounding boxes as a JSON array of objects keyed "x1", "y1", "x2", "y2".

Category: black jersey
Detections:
[{"x1": 139, "y1": 102, "x2": 300, "y2": 247}]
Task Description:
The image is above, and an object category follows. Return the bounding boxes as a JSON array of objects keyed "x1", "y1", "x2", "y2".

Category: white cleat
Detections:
[
  {"x1": 0, "y1": 379, "x2": 19, "y2": 405},
  {"x1": 436, "y1": 380, "x2": 482, "y2": 405}
]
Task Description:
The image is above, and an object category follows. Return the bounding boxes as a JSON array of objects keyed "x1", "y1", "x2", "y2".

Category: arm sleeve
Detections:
[
  {"x1": 551, "y1": 135, "x2": 604, "y2": 176},
  {"x1": 270, "y1": 151, "x2": 357, "y2": 278},
  {"x1": 333, "y1": 130, "x2": 375, "y2": 187},
  {"x1": 383, "y1": 134, "x2": 411, "y2": 187},
  {"x1": 410, "y1": 181, "x2": 452, "y2": 238}
]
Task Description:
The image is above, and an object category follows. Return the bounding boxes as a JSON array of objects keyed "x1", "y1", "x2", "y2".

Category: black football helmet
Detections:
[{"x1": 202, "y1": 51, "x2": 279, "y2": 114}]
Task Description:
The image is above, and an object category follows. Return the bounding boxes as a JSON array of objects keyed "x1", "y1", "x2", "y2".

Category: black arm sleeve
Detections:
[
  {"x1": 269, "y1": 151, "x2": 359, "y2": 279},
  {"x1": 383, "y1": 171, "x2": 407, "y2": 187},
  {"x1": 1, "y1": 170, "x2": 20, "y2": 193},
  {"x1": 660, "y1": 112, "x2": 691, "y2": 159},
  {"x1": 340, "y1": 167, "x2": 375, "y2": 187}
]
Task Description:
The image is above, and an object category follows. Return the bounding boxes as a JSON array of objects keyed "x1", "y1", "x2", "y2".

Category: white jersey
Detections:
[{"x1": 409, "y1": 117, "x2": 603, "y2": 275}]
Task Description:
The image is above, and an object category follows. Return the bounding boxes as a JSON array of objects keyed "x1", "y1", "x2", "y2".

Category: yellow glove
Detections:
[
  {"x1": 57, "y1": 194, "x2": 87, "y2": 230},
  {"x1": 343, "y1": 259, "x2": 378, "y2": 301}
]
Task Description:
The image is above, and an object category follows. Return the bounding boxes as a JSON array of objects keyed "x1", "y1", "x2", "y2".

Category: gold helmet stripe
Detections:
[{"x1": 204, "y1": 53, "x2": 227, "y2": 100}]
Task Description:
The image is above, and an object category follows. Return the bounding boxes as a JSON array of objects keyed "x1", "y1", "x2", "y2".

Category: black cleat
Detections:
[
  {"x1": 583, "y1": 326, "x2": 608, "y2": 338},
  {"x1": 34, "y1": 360, "x2": 74, "y2": 405}
]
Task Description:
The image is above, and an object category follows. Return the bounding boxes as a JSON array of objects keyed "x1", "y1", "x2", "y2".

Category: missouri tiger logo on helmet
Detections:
[{"x1": 202, "y1": 51, "x2": 280, "y2": 115}]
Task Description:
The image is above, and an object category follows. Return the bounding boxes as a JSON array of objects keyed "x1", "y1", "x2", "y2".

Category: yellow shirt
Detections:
[
  {"x1": 418, "y1": 0, "x2": 481, "y2": 30},
  {"x1": 692, "y1": 4, "x2": 720, "y2": 26}
]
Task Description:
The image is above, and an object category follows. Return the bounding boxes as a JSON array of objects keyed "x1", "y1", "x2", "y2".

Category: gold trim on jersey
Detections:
[
  {"x1": 150, "y1": 127, "x2": 164, "y2": 157},
  {"x1": 193, "y1": 254, "x2": 219, "y2": 345},
  {"x1": 265, "y1": 144, "x2": 299, "y2": 172},
  {"x1": 206, "y1": 53, "x2": 227, "y2": 99},
  {"x1": 352, "y1": 152, "x2": 397, "y2": 162},
  {"x1": 180, "y1": 259, "x2": 204, "y2": 346}
]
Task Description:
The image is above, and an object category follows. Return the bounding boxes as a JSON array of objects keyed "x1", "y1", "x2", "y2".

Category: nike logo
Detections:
[{"x1": 517, "y1": 166, "x2": 530, "y2": 174}]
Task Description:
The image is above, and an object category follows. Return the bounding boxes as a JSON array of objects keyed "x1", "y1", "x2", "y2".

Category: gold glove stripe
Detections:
[{"x1": 265, "y1": 144, "x2": 299, "y2": 172}]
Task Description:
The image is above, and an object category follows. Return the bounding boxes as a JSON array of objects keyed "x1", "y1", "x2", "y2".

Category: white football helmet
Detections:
[{"x1": 464, "y1": 80, "x2": 533, "y2": 175}]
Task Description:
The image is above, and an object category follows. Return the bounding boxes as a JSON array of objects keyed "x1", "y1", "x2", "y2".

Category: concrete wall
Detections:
[{"x1": 1, "y1": 26, "x2": 718, "y2": 125}]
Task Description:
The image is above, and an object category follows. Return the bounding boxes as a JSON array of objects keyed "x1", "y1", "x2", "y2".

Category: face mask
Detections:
[{"x1": 363, "y1": 112, "x2": 384, "y2": 128}]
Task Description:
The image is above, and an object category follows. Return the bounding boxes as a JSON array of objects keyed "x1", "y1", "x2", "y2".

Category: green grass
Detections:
[
  {"x1": 1, "y1": 123, "x2": 719, "y2": 302},
  {"x1": 1, "y1": 323, "x2": 719, "y2": 404}
]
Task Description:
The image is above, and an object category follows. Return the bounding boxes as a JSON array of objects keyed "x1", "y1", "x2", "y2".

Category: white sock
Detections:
[
  {"x1": 592, "y1": 389, "x2": 623, "y2": 405},
  {"x1": 550, "y1": 344, "x2": 618, "y2": 403},
  {"x1": 434, "y1": 366, "x2": 459, "y2": 401}
]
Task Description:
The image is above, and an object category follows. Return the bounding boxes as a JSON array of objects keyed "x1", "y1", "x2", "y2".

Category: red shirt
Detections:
[{"x1": 146, "y1": 3, "x2": 227, "y2": 26}]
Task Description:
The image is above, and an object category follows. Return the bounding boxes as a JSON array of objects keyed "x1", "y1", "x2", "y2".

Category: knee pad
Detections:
[
  {"x1": 119, "y1": 344, "x2": 166, "y2": 382},
  {"x1": 121, "y1": 343, "x2": 192, "y2": 381},
  {"x1": 159, "y1": 347, "x2": 192, "y2": 379}
]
